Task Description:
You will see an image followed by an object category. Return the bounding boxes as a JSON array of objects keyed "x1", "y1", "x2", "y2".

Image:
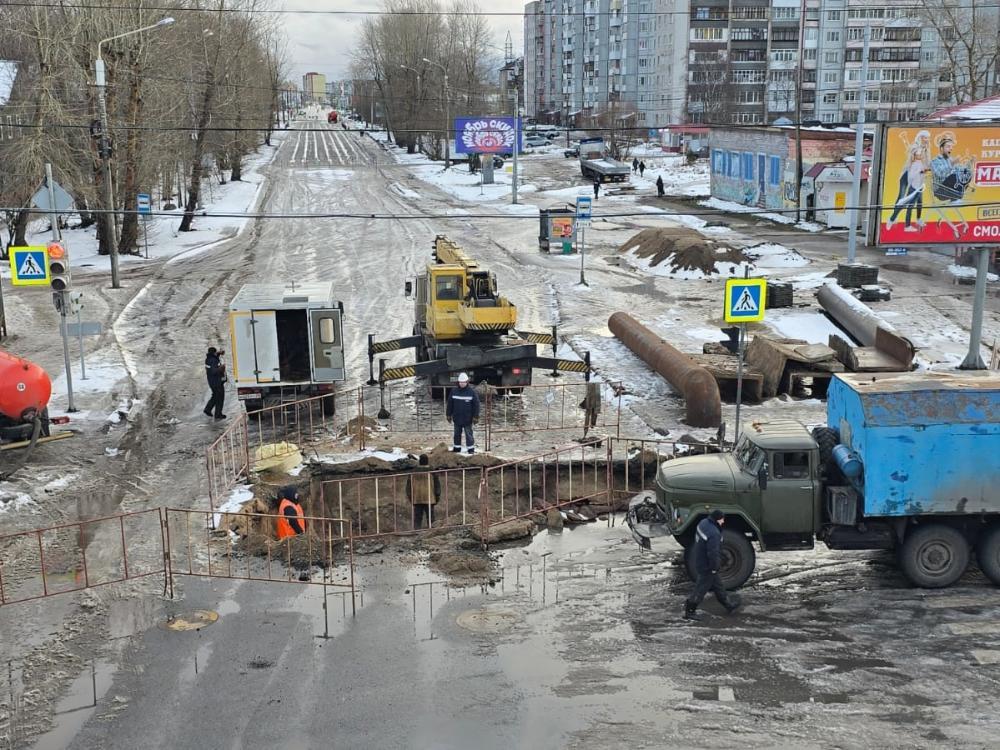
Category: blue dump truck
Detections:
[{"x1": 627, "y1": 372, "x2": 1000, "y2": 589}]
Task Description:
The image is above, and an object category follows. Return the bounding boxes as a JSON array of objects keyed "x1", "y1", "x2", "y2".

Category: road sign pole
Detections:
[
  {"x1": 143, "y1": 219, "x2": 149, "y2": 259},
  {"x1": 960, "y1": 247, "x2": 990, "y2": 370},
  {"x1": 734, "y1": 324, "x2": 745, "y2": 444},
  {"x1": 579, "y1": 226, "x2": 588, "y2": 286},
  {"x1": 76, "y1": 307, "x2": 88, "y2": 380},
  {"x1": 59, "y1": 293, "x2": 76, "y2": 412}
]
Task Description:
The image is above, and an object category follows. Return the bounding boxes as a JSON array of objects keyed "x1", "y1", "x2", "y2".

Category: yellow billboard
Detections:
[{"x1": 878, "y1": 124, "x2": 1000, "y2": 245}]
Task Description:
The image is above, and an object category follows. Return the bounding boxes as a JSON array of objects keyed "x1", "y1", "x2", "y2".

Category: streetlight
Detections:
[
  {"x1": 422, "y1": 57, "x2": 451, "y2": 169},
  {"x1": 95, "y1": 16, "x2": 174, "y2": 289},
  {"x1": 400, "y1": 65, "x2": 422, "y2": 151}
]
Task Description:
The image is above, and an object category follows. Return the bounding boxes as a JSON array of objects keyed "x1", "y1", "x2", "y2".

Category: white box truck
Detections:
[{"x1": 228, "y1": 283, "x2": 346, "y2": 413}]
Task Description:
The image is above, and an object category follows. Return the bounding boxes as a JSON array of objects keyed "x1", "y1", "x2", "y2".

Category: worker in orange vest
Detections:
[{"x1": 274, "y1": 486, "x2": 306, "y2": 540}]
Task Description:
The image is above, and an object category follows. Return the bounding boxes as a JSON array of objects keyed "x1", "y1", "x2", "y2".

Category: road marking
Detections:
[
  {"x1": 923, "y1": 596, "x2": 989, "y2": 609},
  {"x1": 330, "y1": 130, "x2": 347, "y2": 164},
  {"x1": 290, "y1": 131, "x2": 301, "y2": 162},
  {"x1": 320, "y1": 126, "x2": 331, "y2": 162},
  {"x1": 947, "y1": 620, "x2": 1000, "y2": 635},
  {"x1": 971, "y1": 650, "x2": 1000, "y2": 665}
]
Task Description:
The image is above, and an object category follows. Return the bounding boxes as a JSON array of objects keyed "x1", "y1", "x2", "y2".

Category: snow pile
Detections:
[
  {"x1": 766, "y1": 310, "x2": 847, "y2": 345},
  {"x1": 948, "y1": 264, "x2": 999, "y2": 282},
  {"x1": 700, "y1": 197, "x2": 824, "y2": 232},
  {"x1": 213, "y1": 483, "x2": 255, "y2": 527},
  {"x1": 0, "y1": 492, "x2": 36, "y2": 515},
  {"x1": 393, "y1": 149, "x2": 521, "y2": 203},
  {"x1": 743, "y1": 243, "x2": 810, "y2": 268}
]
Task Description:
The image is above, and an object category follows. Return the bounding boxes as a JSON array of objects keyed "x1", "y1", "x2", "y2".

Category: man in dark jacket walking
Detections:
[
  {"x1": 656, "y1": 175, "x2": 665, "y2": 196},
  {"x1": 684, "y1": 510, "x2": 742, "y2": 620},
  {"x1": 446, "y1": 372, "x2": 480, "y2": 453},
  {"x1": 203, "y1": 347, "x2": 227, "y2": 420},
  {"x1": 632, "y1": 157, "x2": 639, "y2": 173},
  {"x1": 593, "y1": 179, "x2": 600, "y2": 200}
]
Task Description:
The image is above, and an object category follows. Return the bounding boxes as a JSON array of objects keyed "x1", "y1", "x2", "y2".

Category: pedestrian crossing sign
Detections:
[
  {"x1": 724, "y1": 278, "x2": 766, "y2": 323},
  {"x1": 9, "y1": 246, "x2": 51, "y2": 286}
]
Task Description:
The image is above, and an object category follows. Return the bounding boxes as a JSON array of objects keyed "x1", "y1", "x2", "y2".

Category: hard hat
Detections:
[{"x1": 457, "y1": 372, "x2": 469, "y2": 383}]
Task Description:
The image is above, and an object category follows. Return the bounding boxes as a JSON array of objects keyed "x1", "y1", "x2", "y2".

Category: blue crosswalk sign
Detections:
[
  {"x1": 9, "y1": 246, "x2": 51, "y2": 286},
  {"x1": 724, "y1": 278, "x2": 767, "y2": 323}
]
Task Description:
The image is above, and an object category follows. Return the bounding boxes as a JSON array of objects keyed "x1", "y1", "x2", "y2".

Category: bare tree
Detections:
[
  {"x1": 591, "y1": 99, "x2": 639, "y2": 161},
  {"x1": 920, "y1": 0, "x2": 1000, "y2": 103},
  {"x1": 686, "y1": 50, "x2": 737, "y2": 125}
]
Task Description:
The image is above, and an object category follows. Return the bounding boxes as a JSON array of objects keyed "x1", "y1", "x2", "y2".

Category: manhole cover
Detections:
[
  {"x1": 160, "y1": 610, "x2": 219, "y2": 631},
  {"x1": 455, "y1": 608, "x2": 520, "y2": 634}
]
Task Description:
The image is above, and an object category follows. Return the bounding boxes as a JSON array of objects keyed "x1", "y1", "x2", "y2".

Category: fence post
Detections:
[{"x1": 478, "y1": 468, "x2": 489, "y2": 551}]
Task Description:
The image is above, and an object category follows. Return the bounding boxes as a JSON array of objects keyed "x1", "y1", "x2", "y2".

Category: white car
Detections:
[{"x1": 524, "y1": 135, "x2": 549, "y2": 148}]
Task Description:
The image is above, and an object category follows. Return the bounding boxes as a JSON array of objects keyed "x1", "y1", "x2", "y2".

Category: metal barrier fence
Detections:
[
  {"x1": 484, "y1": 381, "x2": 622, "y2": 450},
  {"x1": 0, "y1": 509, "x2": 166, "y2": 606},
  {"x1": 314, "y1": 466, "x2": 482, "y2": 539},
  {"x1": 357, "y1": 382, "x2": 455, "y2": 447},
  {"x1": 605, "y1": 436, "x2": 720, "y2": 514},
  {"x1": 205, "y1": 419, "x2": 250, "y2": 510},
  {"x1": 0, "y1": 508, "x2": 357, "y2": 611},
  {"x1": 478, "y1": 441, "x2": 607, "y2": 536},
  {"x1": 164, "y1": 509, "x2": 355, "y2": 610}
]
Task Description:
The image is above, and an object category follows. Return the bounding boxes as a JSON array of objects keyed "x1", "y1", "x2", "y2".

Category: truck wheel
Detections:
[
  {"x1": 900, "y1": 524, "x2": 970, "y2": 588},
  {"x1": 976, "y1": 526, "x2": 1000, "y2": 585},
  {"x1": 684, "y1": 528, "x2": 756, "y2": 590},
  {"x1": 245, "y1": 399, "x2": 264, "y2": 419}
]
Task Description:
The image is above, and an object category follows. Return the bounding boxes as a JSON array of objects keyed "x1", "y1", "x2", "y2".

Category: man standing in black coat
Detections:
[
  {"x1": 446, "y1": 372, "x2": 480, "y2": 454},
  {"x1": 684, "y1": 510, "x2": 742, "y2": 620},
  {"x1": 203, "y1": 346, "x2": 227, "y2": 420}
]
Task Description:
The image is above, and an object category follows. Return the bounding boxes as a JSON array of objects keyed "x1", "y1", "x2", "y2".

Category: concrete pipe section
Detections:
[
  {"x1": 817, "y1": 282, "x2": 894, "y2": 347},
  {"x1": 608, "y1": 312, "x2": 721, "y2": 427}
]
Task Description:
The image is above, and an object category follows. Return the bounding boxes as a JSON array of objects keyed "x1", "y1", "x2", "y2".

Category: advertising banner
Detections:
[
  {"x1": 454, "y1": 116, "x2": 521, "y2": 155},
  {"x1": 878, "y1": 124, "x2": 1000, "y2": 245}
]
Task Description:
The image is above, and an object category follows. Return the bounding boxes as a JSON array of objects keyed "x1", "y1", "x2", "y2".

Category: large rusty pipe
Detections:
[
  {"x1": 816, "y1": 282, "x2": 894, "y2": 347},
  {"x1": 608, "y1": 312, "x2": 721, "y2": 428}
]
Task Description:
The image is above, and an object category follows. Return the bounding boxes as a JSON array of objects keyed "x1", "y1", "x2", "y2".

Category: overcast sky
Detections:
[{"x1": 281, "y1": 0, "x2": 526, "y2": 83}]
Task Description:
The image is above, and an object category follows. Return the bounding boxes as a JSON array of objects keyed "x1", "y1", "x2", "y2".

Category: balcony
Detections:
[
  {"x1": 610, "y1": 12, "x2": 623, "y2": 26},
  {"x1": 563, "y1": 40, "x2": 575, "y2": 52},
  {"x1": 609, "y1": 48, "x2": 622, "y2": 60}
]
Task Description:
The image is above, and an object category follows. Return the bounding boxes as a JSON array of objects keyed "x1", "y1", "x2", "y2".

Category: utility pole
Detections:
[
  {"x1": 422, "y1": 58, "x2": 450, "y2": 168},
  {"x1": 512, "y1": 84, "x2": 520, "y2": 204},
  {"x1": 960, "y1": 248, "x2": 990, "y2": 370},
  {"x1": 846, "y1": 26, "x2": 870, "y2": 264},
  {"x1": 794, "y1": 0, "x2": 806, "y2": 222}
]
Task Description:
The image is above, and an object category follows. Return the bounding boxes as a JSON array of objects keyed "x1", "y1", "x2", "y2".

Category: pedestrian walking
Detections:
[
  {"x1": 632, "y1": 157, "x2": 639, "y2": 173},
  {"x1": 639, "y1": 160, "x2": 646, "y2": 177},
  {"x1": 684, "y1": 510, "x2": 742, "y2": 620},
  {"x1": 593, "y1": 179, "x2": 600, "y2": 200},
  {"x1": 407, "y1": 454, "x2": 441, "y2": 529},
  {"x1": 273, "y1": 486, "x2": 306, "y2": 540},
  {"x1": 446, "y1": 372, "x2": 480, "y2": 454},
  {"x1": 656, "y1": 175, "x2": 665, "y2": 197},
  {"x1": 203, "y1": 346, "x2": 227, "y2": 420}
]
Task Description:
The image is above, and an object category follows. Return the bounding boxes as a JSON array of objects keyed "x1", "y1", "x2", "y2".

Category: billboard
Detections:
[
  {"x1": 877, "y1": 124, "x2": 1000, "y2": 245},
  {"x1": 454, "y1": 116, "x2": 521, "y2": 155}
]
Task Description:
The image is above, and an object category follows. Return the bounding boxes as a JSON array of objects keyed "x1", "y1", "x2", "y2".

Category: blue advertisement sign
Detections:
[{"x1": 454, "y1": 116, "x2": 521, "y2": 155}]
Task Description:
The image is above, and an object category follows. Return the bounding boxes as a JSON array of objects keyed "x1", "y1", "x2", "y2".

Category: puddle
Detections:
[
  {"x1": 179, "y1": 642, "x2": 214, "y2": 686},
  {"x1": 294, "y1": 584, "x2": 357, "y2": 639},
  {"x1": 29, "y1": 660, "x2": 115, "y2": 750}
]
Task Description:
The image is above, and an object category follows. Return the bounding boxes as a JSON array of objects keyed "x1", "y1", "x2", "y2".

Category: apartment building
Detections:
[
  {"x1": 302, "y1": 72, "x2": 328, "y2": 104},
  {"x1": 523, "y1": 0, "x2": 687, "y2": 127}
]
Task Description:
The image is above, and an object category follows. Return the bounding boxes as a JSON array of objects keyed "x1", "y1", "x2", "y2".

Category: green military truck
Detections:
[{"x1": 627, "y1": 372, "x2": 1000, "y2": 590}]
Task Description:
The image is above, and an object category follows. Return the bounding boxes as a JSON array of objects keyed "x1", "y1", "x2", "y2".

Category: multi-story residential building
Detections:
[
  {"x1": 523, "y1": 0, "x2": 687, "y2": 127},
  {"x1": 302, "y1": 72, "x2": 327, "y2": 104}
]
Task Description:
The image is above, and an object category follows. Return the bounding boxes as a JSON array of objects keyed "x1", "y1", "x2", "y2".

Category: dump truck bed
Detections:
[{"x1": 826, "y1": 372, "x2": 1000, "y2": 517}]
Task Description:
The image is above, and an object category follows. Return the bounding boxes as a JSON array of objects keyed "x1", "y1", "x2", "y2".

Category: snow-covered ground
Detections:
[{"x1": 700, "y1": 196, "x2": 825, "y2": 232}]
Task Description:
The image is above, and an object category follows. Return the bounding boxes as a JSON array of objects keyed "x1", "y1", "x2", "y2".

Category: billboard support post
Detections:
[
  {"x1": 960, "y1": 247, "x2": 990, "y2": 370},
  {"x1": 847, "y1": 26, "x2": 869, "y2": 264}
]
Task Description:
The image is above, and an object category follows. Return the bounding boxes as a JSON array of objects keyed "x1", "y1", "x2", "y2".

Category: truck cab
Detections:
[{"x1": 628, "y1": 420, "x2": 822, "y2": 589}]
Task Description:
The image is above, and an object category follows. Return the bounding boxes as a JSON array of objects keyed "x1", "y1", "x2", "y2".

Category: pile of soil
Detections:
[
  {"x1": 428, "y1": 550, "x2": 492, "y2": 578},
  {"x1": 619, "y1": 227, "x2": 743, "y2": 274},
  {"x1": 338, "y1": 416, "x2": 379, "y2": 441}
]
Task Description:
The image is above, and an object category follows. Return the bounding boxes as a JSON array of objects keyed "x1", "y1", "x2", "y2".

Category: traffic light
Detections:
[{"x1": 48, "y1": 241, "x2": 71, "y2": 292}]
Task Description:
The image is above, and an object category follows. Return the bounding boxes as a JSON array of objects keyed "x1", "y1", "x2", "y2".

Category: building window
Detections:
[
  {"x1": 847, "y1": 27, "x2": 862, "y2": 41},
  {"x1": 769, "y1": 156, "x2": 781, "y2": 186},
  {"x1": 823, "y1": 92, "x2": 838, "y2": 103},
  {"x1": 694, "y1": 7, "x2": 709, "y2": 19},
  {"x1": 823, "y1": 71, "x2": 839, "y2": 84},
  {"x1": 772, "y1": 7, "x2": 798, "y2": 20},
  {"x1": 918, "y1": 90, "x2": 933, "y2": 102},
  {"x1": 803, "y1": 69, "x2": 817, "y2": 82},
  {"x1": 824, "y1": 51, "x2": 839, "y2": 64},
  {"x1": 731, "y1": 27, "x2": 768, "y2": 41},
  {"x1": 712, "y1": 149, "x2": 724, "y2": 174},
  {"x1": 846, "y1": 69, "x2": 860, "y2": 82},
  {"x1": 743, "y1": 152, "x2": 754, "y2": 178},
  {"x1": 729, "y1": 151, "x2": 741, "y2": 178},
  {"x1": 826, "y1": 31, "x2": 840, "y2": 42},
  {"x1": 804, "y1": 49, "x2": 817, "y2": 61},
  {"x1": 772, "y1": 50, "x2": 795, "y2": 63},
  {"x1": 804, "y1": 27, "x2": 818, "y2": 41},
  {"x1": 843, "y1": 90, "x2": 858, "y2": 102},
  {"x1": 827, "y1": 10, "x2": 841, "y2": 20},
  {"x1": 732, "y1": 6, "x2": 767, "y2": 20},
  {"x1": 822, "y1": 112, "x2": 838, "y2": 123},
  {"x1": 692, "y1": 27, "x2": 725, "y2": 41}
]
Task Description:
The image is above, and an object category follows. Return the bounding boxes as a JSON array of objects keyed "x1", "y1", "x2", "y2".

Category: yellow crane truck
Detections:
[{"x1": 367, "y1": 235, "x2": 590, "y2": 403}]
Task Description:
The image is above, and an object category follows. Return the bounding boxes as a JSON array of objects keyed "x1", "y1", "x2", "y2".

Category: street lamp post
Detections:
[
  {"x1": 422, "y1": 58, "x2": 450, "y2": 169},
  {"x1": 95, "y1": 16, "x2": 174, "y2": 289},
  {"x1": 400, "y1": 65, "x2": 422, "y2": 152}
]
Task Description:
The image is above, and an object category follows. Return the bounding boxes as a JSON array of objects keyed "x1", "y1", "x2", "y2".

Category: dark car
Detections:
[{"x1": 564, "y1": 145, "x2": 580, "y2": 158}]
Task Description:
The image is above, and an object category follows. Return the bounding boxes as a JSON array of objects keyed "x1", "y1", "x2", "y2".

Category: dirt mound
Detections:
[
  {"x1": 338, "y1": 416, "x2": 379, "y2": 441},
  {"x1": 619, "y1": 227, "x2": 743, "y2": 275},
  {"x1": 428, "y1": 550, "x2": 492, "y2": 578}
]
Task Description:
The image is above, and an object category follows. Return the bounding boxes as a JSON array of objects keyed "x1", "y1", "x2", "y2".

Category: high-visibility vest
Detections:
[{"x1": 276, "y1": 498, "x2": 306, "y2": 540}]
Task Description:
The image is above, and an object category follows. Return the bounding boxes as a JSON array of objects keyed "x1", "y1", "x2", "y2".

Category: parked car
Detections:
[
  {"x1": 563, "y1": 145, "x2": 580, "y2": 158},
  {"x1": 525, "y1": 135, "x2": 549, "y2": 148}
]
